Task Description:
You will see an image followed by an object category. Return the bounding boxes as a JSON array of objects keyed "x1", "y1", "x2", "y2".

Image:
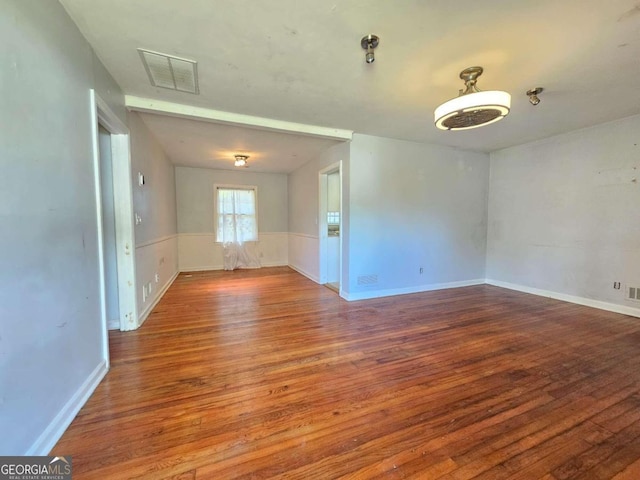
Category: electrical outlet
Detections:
[
  {"x1": 419, "y1": 267, "x2": 424, "y2": 274},
  {"x1": 142, "y1": 285, "x2": 147, "y2": 302},
  {"x1": 614, "y1": 281, "x2": 621, "y2": 290},
  {"x1": 155, "y1": 273, "x2": 159, "y2": 283}
]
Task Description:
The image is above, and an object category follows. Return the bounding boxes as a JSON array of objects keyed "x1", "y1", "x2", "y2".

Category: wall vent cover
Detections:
[
  {"x1": 628, "y1": 286, "x2": 640, "y2": 302},
  {"x1": 138, "y1": 49, "x2": 199, "y2": 94},
  {"x1": 357, "y1": 274, "x2": 378, "y2": 286}
]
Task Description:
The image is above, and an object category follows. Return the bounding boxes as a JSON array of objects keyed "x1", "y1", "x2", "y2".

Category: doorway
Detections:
[
  {"x1": 318, "y1": 162, "x2": 342, "y2": 293},
  {"x1": 98, "y1": 125, "x2": 120, "y2": 330},
  {"x1": 91, "y1": 90, "x2": 138, "y2": 351}
]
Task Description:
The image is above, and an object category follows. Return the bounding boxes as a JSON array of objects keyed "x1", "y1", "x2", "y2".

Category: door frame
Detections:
[
  {"x1": 318, "y1": 161, "x2": 342, "y2": 288},
  {"x1": 90, "y1": 90, "x2": 138, "y2": 345}
]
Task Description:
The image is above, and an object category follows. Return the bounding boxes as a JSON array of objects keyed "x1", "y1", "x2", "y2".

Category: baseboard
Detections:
[
  {"x1": 342, "y1": 278, "x2": 486, "y2": 302},
  {"x1": 288, "y1": 263, "x2": 320, "y2": 284},
  {"x1": 181, "y1": 264, "x2": 223, "y2": 272},
  {"x1": 107, "y1": 319, "x2": 119, "y2": 330},
  {"x1": 180, "y1": 262, "x2": 287, "y2": 273},
  {"x1": 485, "y1": 279, "x2": 640, "y2": 319},
  {"x1": 138, "y1": 270, "x2": 179, "y2": 327},
  {"x1": 26, "y1": 360, "x2": 108, "y2": 455},
  {"x1": 260, "y1": 261, "x2": 288, "y2": 268}
]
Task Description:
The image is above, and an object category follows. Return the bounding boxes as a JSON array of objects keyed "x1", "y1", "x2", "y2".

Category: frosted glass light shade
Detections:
[
  {"x1": 234, "y1": 155, "x2": 249, "y2": 167},
  {"x1": 434, "y1": 90, "x2": 511, "y2": 131}
]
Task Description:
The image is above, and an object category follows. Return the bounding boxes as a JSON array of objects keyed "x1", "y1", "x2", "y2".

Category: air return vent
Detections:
[
  {"x1": 138, "y1": 49, "x2": 199, "y2": 94},
  {"x1": 357, "y1": 274, "x2": 378, "y2": 286},
  {"x1": 628, "y1": 286, "x2": 640, "y2": 302}
]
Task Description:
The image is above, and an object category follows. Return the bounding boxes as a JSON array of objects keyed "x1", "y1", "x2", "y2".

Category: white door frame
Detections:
[
  {"x1": 318, "y1": 161, "x2": 342, "y2": 288},
  {"x1": 90, "y1": 91, "x2": 138, "y2": 344}
]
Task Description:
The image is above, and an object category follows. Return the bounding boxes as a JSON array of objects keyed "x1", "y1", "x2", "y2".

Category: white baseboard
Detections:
[
  {"x1": 342, "y1": 278, "x2": 486, "y2": 302},
  {"x1": 181, "y1": 264, "x2": 222, "y2": 273},
  {"x1": 486, "y1": 279, "x2": 640, "y2": 319},
  {"x1": 107, "y1": 319, "x2": 119, "y2": 330},
  {"x1": 26, "y1": 360, "x2": 108, "y2": 455},
  {"x1": 138, "y1": 270, "x2": 179, "y2": 327},
  {"x1": 180, "y1": 261, "x2": 287, "y2": 273},
  {"x1": 288, "y1": 263, "x2": 320, "y2": 284},
  {"x1": 260, "y1": 261, "x2": 288, "y2": 268}
]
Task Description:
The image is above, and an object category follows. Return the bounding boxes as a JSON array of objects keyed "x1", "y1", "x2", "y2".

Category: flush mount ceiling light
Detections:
[
  {"x1": 234, "y1": 155, "x2": 249, "y2": 168},
  {"x1": 434, "y1": 66, "x2": 511, "y2": 131},
  {"x1": 526, "y1": 87, "x2": 544, "y2": 105},
  {"x1": 361, "y1": 34, "x2": 379, "y2": 64},
  {"x1": 138, "y1": 48, "x2": 199, "y2": 94}
]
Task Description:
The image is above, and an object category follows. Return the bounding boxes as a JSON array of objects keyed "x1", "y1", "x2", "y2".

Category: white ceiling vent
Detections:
[{"x1": 138, "y1": 49, "x2": 199, "y2": 94}]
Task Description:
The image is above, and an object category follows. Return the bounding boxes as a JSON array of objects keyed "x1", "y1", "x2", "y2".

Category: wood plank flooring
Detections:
[{"x1": 53, "y1": 267, "x2": 640, "y2": 479}]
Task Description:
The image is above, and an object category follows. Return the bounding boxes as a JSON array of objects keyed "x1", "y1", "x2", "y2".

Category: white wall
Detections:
[
  {"x1": 288, "y1": 143, "x2": 349, "y2": 282},
  {"x1": 0, "y1": 0, "x2": 126, "y2": 454},
  {"x1": 129, "y1": 112, "x2": 179, "y2": 325},
  {"x1": 345, "y1": 134, "x2": 489, "y2": 300},
  {"x1": 487, "y1": 115, "x2": 640, "y2": 316},
  {"x1": 176, "y1": 166, "x2": 288, "y2": 271}
]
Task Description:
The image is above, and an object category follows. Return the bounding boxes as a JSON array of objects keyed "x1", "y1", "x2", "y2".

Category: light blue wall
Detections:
[
  {"x1": 176, "y1": 166, "x2": 289, "y2": 234},
  {"x1": 287, "y1": 143, "x2": 349, "y2": 281},
  {"x1": 0, "y1": 0, "x2": 125, "y2": 454},
  {"x1": 345, "y1": 134, "x2": 490, "y2": 298},
  {"x1": 288, "y1": 143, "x2": 349, "y2": 236},
  {"x1": 130, "y1": 112, "x2": 178, "y2": 245},
  {"x1": 487, "y1": 114, "x2": 640, "y2": 310},
  {"x1": 129, "y1": 112, "x2": 179, "y2": 321}
]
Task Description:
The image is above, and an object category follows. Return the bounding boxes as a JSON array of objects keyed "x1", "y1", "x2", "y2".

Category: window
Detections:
[{"x1": 215, "y1": 185, "x2": 258, "y2": 243}]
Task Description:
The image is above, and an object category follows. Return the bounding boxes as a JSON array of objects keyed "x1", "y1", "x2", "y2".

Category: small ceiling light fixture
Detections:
[
  {"x1": 434, "y1": 66, "x2": 511, "y2": 131},
  {"x1": 526, "y1": 87, "x2": 544, "y2": 105},
  {"x1": 234, "y1": 155, "x2": 249, "y2": 167},
  {"x1": 361, "y1": 34, "x2": 379, "y2": 64}
]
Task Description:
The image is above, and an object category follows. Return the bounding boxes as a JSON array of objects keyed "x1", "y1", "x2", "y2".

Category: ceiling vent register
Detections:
[{"x1": 138, "y1": 48, "x2": 199, "y2": 94}]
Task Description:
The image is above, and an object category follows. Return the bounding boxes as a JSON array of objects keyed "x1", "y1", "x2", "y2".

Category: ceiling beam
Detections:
[{"x1": 125, "y1": 96, "x2": 353, "y2": 141}]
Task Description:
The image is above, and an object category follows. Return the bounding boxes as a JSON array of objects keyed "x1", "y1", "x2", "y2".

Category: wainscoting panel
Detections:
[
  {"x1": 288, "y1": 233, "x2": 320, "y2": 283},
  {"x1": 178, "y1": 232, "x2": 288, "y2": 272},
  {"x1": 135, "y1": 235, "x2": 179, "y2": 327}
]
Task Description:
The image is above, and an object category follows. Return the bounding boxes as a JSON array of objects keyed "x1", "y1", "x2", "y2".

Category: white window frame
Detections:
[{"x1": 214, "y1": 184, "x2": 259, "y2": 243}]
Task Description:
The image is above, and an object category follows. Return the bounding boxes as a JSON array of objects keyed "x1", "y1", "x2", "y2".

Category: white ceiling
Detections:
[
  {"x1": 61, "y1": 0, "x2": 640, "y2": 170},
  {"x1": 137, "y1": 112, "x2": 341, "y2": 173}
]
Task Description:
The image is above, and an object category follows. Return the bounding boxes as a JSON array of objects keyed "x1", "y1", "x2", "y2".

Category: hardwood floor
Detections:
[{"x1": 53, "y1": 267, "x2": 640, "y2": 479}]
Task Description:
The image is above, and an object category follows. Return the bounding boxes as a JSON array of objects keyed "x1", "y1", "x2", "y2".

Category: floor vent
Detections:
[{"x1": 357, "y1": 274, "x2": 378, "y2": 286}]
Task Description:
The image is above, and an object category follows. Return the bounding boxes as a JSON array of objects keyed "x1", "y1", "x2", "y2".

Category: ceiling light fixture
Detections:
[
  {"x1": 234, "y1": 155, "x2": 249, "y2": 167},
  {"x1": 434, "y1": 66, "x2": 511, "y2": 131},
  {"x1": 526, "y1": 87, "x2": 544, "y2": 105},
  {"x1": 361, "y1": 34, "x2": 379, "y2": 64}
]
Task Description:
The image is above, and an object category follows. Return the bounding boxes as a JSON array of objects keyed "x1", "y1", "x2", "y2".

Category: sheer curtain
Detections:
[{"x1": 217, "y1": 187, "x2": 261, "y2": 270}]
